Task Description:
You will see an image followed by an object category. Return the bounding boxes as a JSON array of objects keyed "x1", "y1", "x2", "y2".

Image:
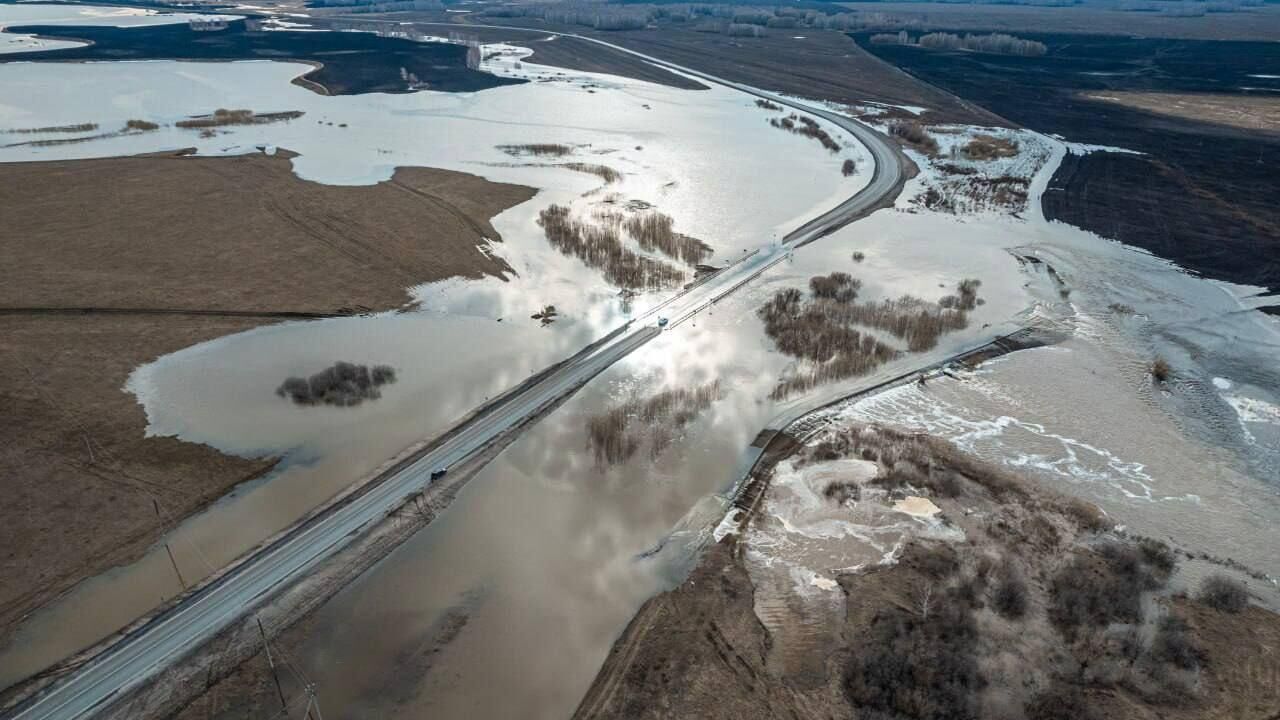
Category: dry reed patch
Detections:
[
  {"x1": 175, "y1": 109, "x2": 304, "y2": 129},
  {"x1": 890, "y1": 120, "x2": 940, "y2": 156},
  {"x1": 962, "y1": 134, "x2": 1019, "y2": 161},
  {"x1": 587, "y1": 381, "x2": 722, "y2": 465},
  {"x1": 537, "y1": 204, "x2": 685, "y2": 290},
  {"x1": 623, "y1": 211, "x2": 713, "y2": 266},
  {"x1": 497, "y1": 143, "x2": 574, "y2": 157},
  {"x1": 759, "y1": 275, "x2": 982, "y2": 398}
]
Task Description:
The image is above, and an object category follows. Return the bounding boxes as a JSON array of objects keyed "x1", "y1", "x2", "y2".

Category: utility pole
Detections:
[
  {"x1": 258, "y1": 617, "x2": 290, "y2": 714},
  {"x1": 153, "y1": 499, "x2": 187, "y2": 590}
]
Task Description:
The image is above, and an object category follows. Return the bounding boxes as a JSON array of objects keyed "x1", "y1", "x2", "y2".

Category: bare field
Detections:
[
  {"x1": 839, "y1": 1, "x2": 1280, "y2": 42},
  {"x1": 0, "y1": 151, "x2": 533, "y2": 643},
  {"x1": 328, "y1": 15, "x2": 1004, "y2": 125},
  {"x1": 1083, "y1": 91, "x2": 1280, "y2": 134}
]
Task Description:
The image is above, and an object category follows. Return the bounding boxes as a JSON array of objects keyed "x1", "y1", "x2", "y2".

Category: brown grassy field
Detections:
[
  {"x1": 0, "y1": 150, "x2": 533, "y2": 644},
  {"x1": 1082, "y1": 92, "x2": 1280, "y2": 134}
]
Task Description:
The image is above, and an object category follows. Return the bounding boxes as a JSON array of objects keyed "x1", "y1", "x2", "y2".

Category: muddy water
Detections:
[
  {"x1": 0, "y1": 33, "x2": 875, "y2": 686},
  {"x1": 839, "y1": 239, "x2": 1280, "y2": 590},
  {"x1": 259, "y1": 208, "x2": 1039, "y2": 717}
]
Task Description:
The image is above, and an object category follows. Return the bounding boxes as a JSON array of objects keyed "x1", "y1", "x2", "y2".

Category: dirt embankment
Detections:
[
  {"x1": 574, "y1": 425, "x2": 1280, "y2": 720},
  {"x1": 0, "y1": 151, "x2": 534, "y2": 646}
]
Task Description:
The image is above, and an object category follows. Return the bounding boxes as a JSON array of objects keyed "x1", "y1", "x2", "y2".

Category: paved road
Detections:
[{"x1": 4, "y1": 30, "x2": 906, "y2": 720}]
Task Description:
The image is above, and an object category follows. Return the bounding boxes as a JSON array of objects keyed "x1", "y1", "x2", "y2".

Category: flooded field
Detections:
[
  {"x1": 0, "y1": 4, "x2": 233, "y2": 55},
  {"x1": 0, "y1": 15, "x2": 874, "y2": 689},
  {"x1": 2, "y1": 9, "x2": 1278, "y2": 717}
]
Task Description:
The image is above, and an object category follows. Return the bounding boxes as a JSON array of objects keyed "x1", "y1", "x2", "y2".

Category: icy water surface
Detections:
[{"x1": 0, "y1": 4, "x2": 234, "y2": 55}]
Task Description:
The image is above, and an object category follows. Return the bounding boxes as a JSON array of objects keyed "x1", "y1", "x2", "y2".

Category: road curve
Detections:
[{"x1": 4, "y1": 29, "x2": 906, "y2": 720}]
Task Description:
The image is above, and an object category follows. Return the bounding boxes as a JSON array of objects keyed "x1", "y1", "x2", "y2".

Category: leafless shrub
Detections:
[
  {"x1": 842, "y1": 158, "x2": 857, "y2": 176},
  {"x1": 725, "y1": 22, "x2": 766, "y2": 37},
  {"x1": 1197, "y1": 574, "x2": 1248, "y2": 612},
  {"x1": 276, "y1": 361, "x2": 396, "y2": 407},
  {"x1": 759, "y1": 277, "x2": 979, "y2": 398},
  {"x1": 890, "y1": 120, "x2": 939, "y2": 155},
  {"x1": 124, "y1": 119, "x2": 160, "y2": 132},
  {"x1": 1025, "y1": 684, "x2": 1099, "y2": 720},
  {"x1": 624, "y1": 212, "x2": 713, "y2": 266},
  {"x1": 770, "y1": 113, "x2": 840, "y2": 152},
  {"x1": 961, "y1": 134, "x2": 1019, "y2": 160},
  {"x1": 538, "y1": 204, "x2": 684, "y2": 290},
  {"x1": 845, "y1": 585, "x2": 980, "y2": 719},
  {"x1": 586, "y1": 381, "x2": 722, "y2": 465},
  {"x1": 1150, "y1": 357, "x2": 1172, "y2": 383},
  {"x1": 1049, "y1": 542, "x2": 1169, "y2": 635},
  {"x1": 754, "y1": 98, "x2": 782, "y2": 111},
  {"x1": 823, "y1": 480, "x2": 861, "y2": 504},
  {"x1": 851, "y1": 251, "x2": 866, "y2": 262},
  {"x1": 991, "y1": 564, "x2": 1029, "y2": 619},
  {"x1": 809, "y1": 272, "x2": 861, "y2": 303},
  {"x1": 175, "y1": 109, "x2": 304, "y2": 129},
  {"x1": 497, "y1": 143, "x2": 573, "y2": 157},
  {"x1": 937, "y1": 162, "x2": 978, "y2": 176},
  {"x1": 1151, "y1": 615, "x2": 1201, "y2": 669},
  {"x1": 832, "y1": 294, "x2": 970, "y2": 352}
]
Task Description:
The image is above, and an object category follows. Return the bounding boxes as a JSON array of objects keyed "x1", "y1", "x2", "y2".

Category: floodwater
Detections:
[
  {"x1": 0, "y1": 4, "x2": 236, "y2": 55},
  {"x1": 0, "y1": 24, "x2": 875, "y2": 687},
  {"x1": 2, "y1": 15, "x2": 1278, "y2": 716}
]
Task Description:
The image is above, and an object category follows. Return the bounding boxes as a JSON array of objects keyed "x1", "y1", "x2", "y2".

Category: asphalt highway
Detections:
[{"x1": 5, "y1": 28, "x2": 906, "y2": 720}]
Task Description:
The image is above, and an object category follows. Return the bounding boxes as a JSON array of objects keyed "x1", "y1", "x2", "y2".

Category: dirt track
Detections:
[{"x1": 0, "y1": 150, "x2": 533, "y2": 649}]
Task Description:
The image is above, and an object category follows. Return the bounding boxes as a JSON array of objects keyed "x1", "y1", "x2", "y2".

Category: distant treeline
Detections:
[
  {"x1": 871, "y1": 30, "x2": 1047, "y2": 56},
  {"x1": 477, "y1": 3, "x2": 935, "y2": 34},
  {"x1": 307, "y1": 0, "x2": 441, "y2": 9}
]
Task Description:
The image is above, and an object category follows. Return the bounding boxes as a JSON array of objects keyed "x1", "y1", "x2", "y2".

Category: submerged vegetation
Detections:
[
  {"x1": 497, "y1": 142, "x2": 574, "y2": 157},
  {"x1": 561, "y1": 162, "x2": 621, "y2": 183},
  {"x1": 124, "y1": 119, "x2": 160, "y2": 132},
  {"x1": 587, "y1": 381, "x2": 722, "y2": 465},
  {"x1": 1150, "y1": 357, "x2": 1173, "y2": 383},
  {"x1": 537, "y1": 204, "x2": 684, "y2": 290},
  {"x1": 759, "y1": 274, "x2": 982, "y2": 398},
  {"x1": 175, "y1": 109, "x2": 304, "y2": 129},
  {"x1": 276, "y1": 361, "x2": 397, "y2": 407},
  {"x1": 769, "y1": 113, "x2": 841, "y2": 153},
  {"x1": 623, "y1": 212, "x2": 713, "y2": 266},
  {"x1": 2, "y1": 123, "x2": 98, "y2": 135}
]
